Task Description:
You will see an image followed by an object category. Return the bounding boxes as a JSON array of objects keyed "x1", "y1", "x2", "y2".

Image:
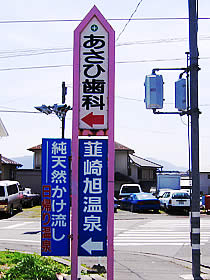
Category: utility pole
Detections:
[
  {"x1": 188, "y1": 0, "x2": 200, "y2": 279},
  {"x1": 62, "y1": 81, "x2": 67, "y2": 138}
]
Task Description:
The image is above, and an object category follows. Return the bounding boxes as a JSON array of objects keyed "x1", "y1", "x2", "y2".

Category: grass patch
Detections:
[
  {"x1": 0, "y1": 251, "x2": 71, "y2": 280},
  {"x1": 17, "y1": 206, "x2": 41, "y2": 219}
]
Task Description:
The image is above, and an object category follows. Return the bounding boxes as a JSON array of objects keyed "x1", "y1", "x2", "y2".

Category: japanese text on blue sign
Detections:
[
  {"x1": 78, "y1": 138, "x2": 108, "y2": 256},
  {"x1": 41, "y1": 139, "x2": 71, "y2": 256}
]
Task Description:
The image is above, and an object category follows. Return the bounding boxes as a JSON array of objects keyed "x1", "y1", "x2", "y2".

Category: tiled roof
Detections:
[
  {"x1": 1, "y1": 156, "x2": 22, "y2": 167},
  {"x1": 129, "y1": 154, "x2": 163, "y2": 169},
  {"x1": 28, "y1": 142, "x2": 135, "y2": 152},
  {"x1": 114, "y1": 142, "x2": 134, "y2": 152},
  {"x1": 28, "y1": 144, "x2": 42, "y2": 151}
]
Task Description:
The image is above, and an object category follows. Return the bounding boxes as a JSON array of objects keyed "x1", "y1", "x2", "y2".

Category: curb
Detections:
[
  {"x1": 53, "y1": 257, "x2": 106, "y2": 280},
  {"x1": 56, "y1": 274, "x2": 105, "y2": 280}
]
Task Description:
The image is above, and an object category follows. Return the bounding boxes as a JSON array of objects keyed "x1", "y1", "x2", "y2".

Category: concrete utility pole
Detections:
[
  {"x1": 62, "y1": 81, "x2": 67, "y2": 138},
  {"x1": 188, "y1": 0, "x2": 201, "y2": 279}
]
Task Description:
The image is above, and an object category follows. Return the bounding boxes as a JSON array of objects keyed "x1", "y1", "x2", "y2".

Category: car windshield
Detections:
[
  {"x1": 121, "y1": 186, "x2": 140, "y2": 193},
  {"x1": 135, "y1": 193, "x2": 154, "y2": 200},
  {"x1": 172, "y1": 192, "x2": 190, "y2": 199},
  {"x1": 0, "y1": 186, "x2": 5, "y2": 197}
]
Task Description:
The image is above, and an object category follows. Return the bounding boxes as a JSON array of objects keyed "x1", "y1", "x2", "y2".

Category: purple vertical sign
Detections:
[{"x1": 72, "y1": 5, "x2": 115, "y2": 280}]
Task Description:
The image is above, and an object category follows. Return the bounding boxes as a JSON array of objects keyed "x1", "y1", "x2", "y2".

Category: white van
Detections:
[
  {"x1": 0, "y1": 180, "x2": 23, "y2": 216},
  {"x1": 119, "y1": 184, "x2": 142, "y2": 200}
]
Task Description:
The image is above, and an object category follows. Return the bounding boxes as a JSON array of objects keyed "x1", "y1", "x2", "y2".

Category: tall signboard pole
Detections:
[
  {"x1": 71, "y1": 6, "x2": 115, "y2": 280},
  {"x1": 188, "y1": 0, "x2": 200, "y2": 279}
]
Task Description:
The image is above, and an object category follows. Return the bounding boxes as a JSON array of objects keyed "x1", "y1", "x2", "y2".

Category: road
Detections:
[
  {"x1": 0, "y1": 214, "x2": 40, "y2": 253},
  {"x1": 114, "y1": 211, "x2": 210, "y2": 258},
  {"x1": 0, "y1": 209, "x2": 210, "y2": 279}
]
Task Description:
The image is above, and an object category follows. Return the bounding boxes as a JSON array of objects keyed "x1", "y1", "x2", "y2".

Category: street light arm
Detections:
[{"x1": 34, "y1": 105, "x2": 52, "y2": 115}]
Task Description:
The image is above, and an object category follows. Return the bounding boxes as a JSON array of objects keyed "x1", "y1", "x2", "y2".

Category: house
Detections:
[
  {"x1": 27, "y1": 142, "x2": 163, "y2": 196},
  {"x1": 129, "y1": 154, "x2": 163, "y2": 192},
  {"x1": 199, "y1": 171, "x2": 210, "y2": 195},
  {"x1": 0, "y1": 155, "x2": 22, "y2": 180},
  {"x1": 181, "y1": 172, "x2": 210, "y2": 195},
  {"x1": 27, "y1": 144, "x2": 42, "y2": 170}
]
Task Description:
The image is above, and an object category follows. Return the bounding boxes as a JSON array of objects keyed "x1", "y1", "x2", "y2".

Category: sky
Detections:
[{"x1": 0, "y1": 0, "x2": 210, "y2": 171}]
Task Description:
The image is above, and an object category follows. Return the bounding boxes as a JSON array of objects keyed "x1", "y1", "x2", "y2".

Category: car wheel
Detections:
[
  {"x1": 30, "y1": 200, "x2": 34, "y2": 208},
  {"x1": 130, "y1": 204, "x2": 135, "y2": 212},
  {"x1": 18, "y1": 203, "x2": 23, "y2": 212},
  {"x1": 9, "y1": 205, "x2": 14, "y2": 217},
  {"x1": 164, "y1": 204, "x2": 168, "y2": 213}
]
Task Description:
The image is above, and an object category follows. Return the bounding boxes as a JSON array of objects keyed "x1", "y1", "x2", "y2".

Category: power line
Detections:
[
  {"x1": 0, "y1": 110, "x2": 41, "y2": 114},
  {"x1": 0, "y1": 64, "x2": 73, "y2": 71},
  {"x1": 116, "y1": 0, "x2": 144, "y2": 41},
  {"x1": 0, "y1": 56, "x2": 209, "y2": 72},
  {"x1": 0, "y1": 17, "x2": 209, "y2": 24},
  {"x1": 0, "y1": 104, "x2": 210, "y2": 116},
  {"x1": 0, "y1": 35, "x2": 209, "y2": 60},
  {"x1": 116, "y1": 96, "x2": 143, "y2": 102},
  {"x1": 0, "y1": 48, "x2": 73, "y2": 59}
]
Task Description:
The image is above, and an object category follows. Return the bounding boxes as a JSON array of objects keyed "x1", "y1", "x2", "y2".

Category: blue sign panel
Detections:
[
  {"x1": 78, "y1": 138, "x2": 108, "y2": 256},
  {"x1": 41, "y1": 138, "x2": 71, "y2": 256}
]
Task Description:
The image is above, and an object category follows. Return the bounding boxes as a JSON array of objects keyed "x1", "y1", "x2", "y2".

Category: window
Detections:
[
  {"x1": 208, "y1": 174, "x2": 210, "y2": 180},
  {"x1": 163, "y1": 192, "x2": 170, "y2": 198},
  {"x1": 7, "y1": 184, "x2": 18, "y2": 195},
  {"x1": 128, "y1": 156, "x2": 131, "y2": 176},
  {"x1": 121, "y1": 186, "x2": 141, "y2": 193},
  {"x1": 138, "y1": 168, "x2": 142, "y2": 180},
  {"x1": 0, "y1": 187, "x2": 5, "y2": 197},
  {"x1": 142, "y1": 170, "x2": 149, "y2": 180},
  {"x1": 172, "y1": 193, "x2": 190, "y2": 199}
]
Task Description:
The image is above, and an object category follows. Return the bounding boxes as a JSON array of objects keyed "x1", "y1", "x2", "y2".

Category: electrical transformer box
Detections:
[
  {"x1": 144, "y1": 74, "x2": 163, "y2": 109},
  {"x1": 175, "y1": 78, "x2": 187, "y2": 111}
]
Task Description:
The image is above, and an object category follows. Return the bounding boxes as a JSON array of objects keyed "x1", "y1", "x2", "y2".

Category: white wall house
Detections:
[
  {"x1": 181, "y1": 172, "x2": 210, "y2": 195},
  {"x1": 200, "y1": 172, "x2": 210, "y2": 194}
]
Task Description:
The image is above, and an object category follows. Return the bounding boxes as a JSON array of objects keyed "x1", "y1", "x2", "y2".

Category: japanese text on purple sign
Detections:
[{"x1": 82, "y1": 34, "x2": 106, "y2": 111}]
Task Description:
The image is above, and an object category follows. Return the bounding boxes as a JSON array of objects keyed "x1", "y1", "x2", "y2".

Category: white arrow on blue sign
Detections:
[{"x1": 81, "y1": 238, "x2": 103, "y2": 255}]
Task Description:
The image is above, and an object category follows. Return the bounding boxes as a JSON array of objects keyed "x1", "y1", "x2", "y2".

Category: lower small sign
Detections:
[
  {"x1": 78, "y1": 138, "x2": 108, "y2": 256},
  {"x1": 41, "y1": 138, "x2": 71, "y2": 256}
]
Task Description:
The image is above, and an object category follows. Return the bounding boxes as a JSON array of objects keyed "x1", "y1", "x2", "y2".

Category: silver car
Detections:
[
  {"x1": 159, "y1": 190, "x2": 190, "y2": 213},
  {"x1": 0, "y1": 180, "x2": 23, "y2": 216}
]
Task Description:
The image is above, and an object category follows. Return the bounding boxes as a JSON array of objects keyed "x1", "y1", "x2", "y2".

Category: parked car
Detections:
[
  {"x1": 200, "y1": 195, "x2": 205, "y2": 210},
  {"x1": 119, "y1": 184, "x2": 142, "y2": 200},
  {"x1": 159, "y1": 190, "x2": 190, "y2": 213},
  {"x1": 120, "y1": 192, "x2": 160, "y2": 213},
  {"x1": 156, "y1": 188, "x2": 172, "y2": 198},
  {"x1": 21, "y1": 187, "x2": 41, "y2": 207},
  {"x1": 114, "y1": 197, "x2": 118, "y2": 213},
  {"x1": 0, "y1": 180, "x2": 23, "y2": 216}
]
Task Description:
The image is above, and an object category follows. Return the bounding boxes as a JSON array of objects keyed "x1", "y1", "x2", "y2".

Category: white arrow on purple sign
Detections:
[{"x1": 81, "y1": 238, "x2": 103, "y2": 255}]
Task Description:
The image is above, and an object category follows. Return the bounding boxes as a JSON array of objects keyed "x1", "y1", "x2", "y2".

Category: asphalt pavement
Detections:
[
  {"x1": 77, "y1": 250, "x2": 210, "y2": 280},
  {"x1": 1, "y1": 208, "x2": 210, "y2": 280}
]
